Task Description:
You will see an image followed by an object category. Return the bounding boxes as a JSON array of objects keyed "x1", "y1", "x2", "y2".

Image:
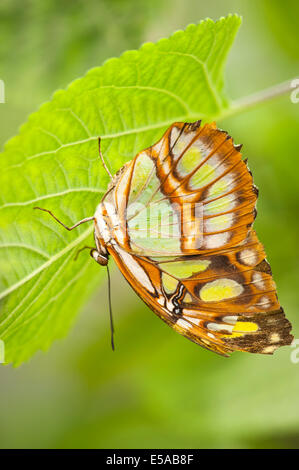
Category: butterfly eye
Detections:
[{"x1": 90, "y1": 249, "x2": 108, "y2": 266}]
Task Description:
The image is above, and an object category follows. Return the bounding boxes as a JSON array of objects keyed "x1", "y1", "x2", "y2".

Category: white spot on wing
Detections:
[
  {"x1": 239, "y1": 249, "x2": 258, "y2": 266},
  {"x1": 176, "y1": 319, "x2": 192, "y2": 330},
  {"x1": 252, "y1": 272, "x2": 265, "y2": 289},
  {"x1": 222, "y1": 315, "x2": 237, "y2": 325},
  {"x1": 262, "y1": 345, "x2": 277, "y2": 354},
  {"x1": 171, "y1": 127, "x2": 198, "y2": 161},
  {"x1": 205, "y1": 213, "x2": 234, "y2": 232},
  {"x1": 205, "y1": 232, "x2": 230, "y2": 249},
  {"x1": 113, "y1": 245, "x2": 155, "y2": 294},
  {"x1": 270, "y1": 333, "x2": 280, "y2": 343},
  {"x1": 207, "y1": 322, "x2": 234, "y2": 333},
  {"x1": 258, "y1": 296, "x2": 272, "y2": 309},
  {"x1": 184, "y1": 316, "x2": 200, "y2": 326}
]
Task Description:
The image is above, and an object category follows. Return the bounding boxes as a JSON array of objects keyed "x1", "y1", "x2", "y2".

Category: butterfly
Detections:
[{"x1": 35, "y1": 121, "x2": 293, "y2": 356}]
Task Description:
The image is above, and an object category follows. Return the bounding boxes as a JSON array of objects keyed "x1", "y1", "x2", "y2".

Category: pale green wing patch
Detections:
[
  {"x1": 176, "y1": 145, "x2": 205, "y2": 176},
  {"x1": 162, "y1": 272, "x2": 179, "y2": 294},
  {"x1": 159, "y1": 259, "x2": 211, "y2": 279},
  {"x1": 128, "y1": 203, "x2": 182, "y2": 254},
  {"x1": 127, "y1": 151, "x2": 183, "y2": 254},
  {"x1": 128, "y1": 152, "x2": 155, "y2": 205}
]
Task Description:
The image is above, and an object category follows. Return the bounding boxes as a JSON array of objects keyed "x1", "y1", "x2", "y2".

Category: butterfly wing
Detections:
[
  {"x1": 107, "y1": 228, "x2": 292, "y2": 356},
  {"x1": 106, "y1": 241, "x2": 232, "y2": 356},
  {"x1": 103, "y1": 121, "x2": 258, "y2": 256},
  {"x1": 99, "y1": 121, "x2": 293, "y2": 355},
  {"x1": 153, "y1": 228, "x2": 293, "y2": 355}
]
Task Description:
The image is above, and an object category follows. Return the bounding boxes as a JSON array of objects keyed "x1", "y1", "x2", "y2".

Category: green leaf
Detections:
[{"x1": 0, "y1": 15, "x2": 241, "y2": 365}]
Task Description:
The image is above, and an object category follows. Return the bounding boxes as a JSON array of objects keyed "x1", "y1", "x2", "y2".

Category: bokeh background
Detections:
[{"x1": 0, "y1": 0, "x2": 299, "y2": 449}]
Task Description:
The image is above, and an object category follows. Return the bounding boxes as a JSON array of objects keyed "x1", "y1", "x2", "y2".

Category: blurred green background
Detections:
[{"x1": 0, "y1": 0, "x2": 299, "y2": 449}]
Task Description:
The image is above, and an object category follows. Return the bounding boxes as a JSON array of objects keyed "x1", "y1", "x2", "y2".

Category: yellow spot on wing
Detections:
[
  {"x1": 183, "y1": 293, "x2": 193, "y2": 303},
  {"x1": 222, "y1": 321, "x2": 258, "y2": 338},
  {"x1": 204, "y1": 195, "x2": 236, "y2": 215},
  {"x1": 208, "y1": 177, "x2": 232, "y2": 198},
  {"x1": 200, "y1": 279, "x2": 243, "y2": 302},
  {"x1": 162, "y1": 273, "x2": 178, "y2": 293},
  {"x1": 160, "y1": 259, "x2": 210, "y2": 279},
  {"x1": 205, "y1": 213, "x2": 233, "y2": 231},
  {"x1": 177, "y1": 147, "x2": 203, "y2": 175},
  {"x1": 189, "y1": 164, "x2": 215, "y2": 189}
]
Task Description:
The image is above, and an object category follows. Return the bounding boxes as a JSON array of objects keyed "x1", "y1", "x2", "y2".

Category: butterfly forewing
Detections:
[{"x1": 96, "y1": 121, "x2": 293, "y2": 356}]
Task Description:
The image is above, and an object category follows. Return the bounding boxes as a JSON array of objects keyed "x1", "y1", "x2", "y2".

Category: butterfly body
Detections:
[{"x1": 90, "y1": 121, "x2": 293, "y2": 356}]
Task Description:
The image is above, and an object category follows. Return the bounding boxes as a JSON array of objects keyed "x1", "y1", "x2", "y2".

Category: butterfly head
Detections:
[{"x1": 90, "y1": 248, "x2": 108, "y2": 266}]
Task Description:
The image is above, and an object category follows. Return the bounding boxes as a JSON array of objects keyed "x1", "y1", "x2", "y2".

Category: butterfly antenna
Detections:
[
  {"x1": 98, "y1": 137, "x2": 113, "y2": 179},
  {"x1": 106, "y1": 264, "x2": 115, "y2": 351}
]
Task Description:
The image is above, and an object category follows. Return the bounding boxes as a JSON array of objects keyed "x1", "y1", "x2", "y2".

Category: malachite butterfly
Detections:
[{"x1": 35, "y1": 121, "x2": 293, "y2": 356}]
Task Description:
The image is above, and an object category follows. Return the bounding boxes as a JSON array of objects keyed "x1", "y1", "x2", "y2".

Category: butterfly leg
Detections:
[
  {"x1": 33, "y1": 207, "x2": 94, "y2": 230},
  {"x1": 73, "y1": 246, "x2": 95, "y2": 261},
  {"x1": 98, "y1": 137, "x2": 112, "y2": 179},
  {"x1": 73, "y1": 244, "x2": 108, "y2": 266},
  {"x1": 74, "y1": 243, "x2": 112, "y2": 349}
]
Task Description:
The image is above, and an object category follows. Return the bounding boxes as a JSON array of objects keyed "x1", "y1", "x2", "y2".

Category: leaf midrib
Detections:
[
  {"x1": 4, "y1": 115, "x2": 201, "y2": 171},
  {"x1": 0, "y1": 187, "x2": 104, "y2": 210},
  {"x1": 0, "y1": 224, "x2": 94, "y2": 301}
]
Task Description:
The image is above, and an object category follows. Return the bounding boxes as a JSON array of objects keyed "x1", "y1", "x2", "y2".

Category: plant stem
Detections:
[{"x1": 220, "y1": 78, "x2": 297, "y2": 120}]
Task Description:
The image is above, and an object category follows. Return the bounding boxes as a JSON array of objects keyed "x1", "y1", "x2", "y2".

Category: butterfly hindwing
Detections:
[
  {"x1": 106, "y1": 227, "x2": 292, "y2": 356},
  {"x1": 154, "y1": 229, "x2": 292, "y2": 355}
]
